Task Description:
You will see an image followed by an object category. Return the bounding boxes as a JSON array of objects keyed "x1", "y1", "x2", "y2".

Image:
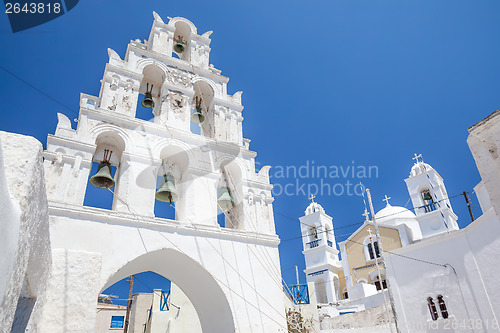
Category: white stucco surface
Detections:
[
  {"x1": 34, "y1": 249, "x2": 102, "y2": 332},
  {"x1": 0, "y1": 131, "x2": 51, "y2": 332},
  {"x1": 383, "y1": 110, "x2": 500, "y2": 333}
]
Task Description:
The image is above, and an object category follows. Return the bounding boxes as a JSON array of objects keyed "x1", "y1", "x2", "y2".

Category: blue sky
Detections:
[{"x1": 1, "y1": 0, "x2": 500, "y2": 305}]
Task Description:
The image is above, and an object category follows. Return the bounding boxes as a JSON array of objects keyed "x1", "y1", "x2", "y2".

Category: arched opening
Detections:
[
  {"x1": 437, "y1": 294, "x2": 449, "y2": 319},
  {"x1": 154, "y1": 144, "x2": 190, "y2": 221},
  {"x1": 427, "y1": 297, "x2": 439, "y2": 321},
  {"x1": 83, "y1": 131, "x2": 125, "y2": 210},
  {"x1": 98, "y1": 271, "x2": 202, "y2": 333},
  {"x1": 217, "y1": 160, "x2": 243, "y2": 230},
  {"x1": 191, "y1": 81, "x2": 215, "y2": 138},
  {"x1": 325, "y1": 224, "x2": 333, "y2": 247},
  {"x1": 309, "y1": 226, "x2": 318, "y2": 241},
  {"x1": 101, "y1": 248, "x2": 235, "y2": 333},
  {"x1": 372, "y1": 275, "x2": 387, "y2": 291},
  {"x1": 136, "y1": 64, "x2": 165, "y2": 122},
  {"x1": 342, "y1": 287, "x2": 348, "y2": 300},
  {"x1": 314, "y1": 278, "x2": 327, "y2": 304},
  {"x1": 364, "y1": 236, "x2": 380, "y2": 261},
  {"x1": 420, "y1": 188, "x2": 436, "y2": 213},
  {"x1": 173, "y1": 21, "x2": 192, "y2": 61}
]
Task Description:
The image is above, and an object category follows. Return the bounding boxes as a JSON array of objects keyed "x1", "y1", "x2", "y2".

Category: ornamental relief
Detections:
[
  {"x1": 165, "y1": 67, "x2": 193, "y2": 88},
  {"x1": 169, "y1": 92, "x2": 186, "y2": 113}
]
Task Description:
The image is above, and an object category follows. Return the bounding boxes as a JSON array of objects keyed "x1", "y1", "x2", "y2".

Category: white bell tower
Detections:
[
  {"x1": 37, "y1": 13, "x2": 286, "y2": 332},
  {"x1": 300, "y1": 196, "x2": 343, "y2": 304},
  {"x1": 405, "y1": 154, "x2": 459, "y2": 239}
]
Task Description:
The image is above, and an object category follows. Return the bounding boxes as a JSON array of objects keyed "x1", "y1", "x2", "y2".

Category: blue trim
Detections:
[
  {"x1": 160, "y1": 290, "x2": 170, "y2": 311},
  {"x1": 423, "y1": 203, "x2": 437, "y2": 213},
  {"x1": 110, "y1": 315, "x2": 124, "y2": 328},
  {"x1": 289, "y1": 284, "x2": 310, "y2": 304},
  {"x1": 306, "y1": 239, "x2": 321, "y2": 248},
  {"x1": 308, "y1": 269, "x2": 327, "y2": 276},
  {"x1": 339, "y1": 311, "x2": 355, "y2": 315}
]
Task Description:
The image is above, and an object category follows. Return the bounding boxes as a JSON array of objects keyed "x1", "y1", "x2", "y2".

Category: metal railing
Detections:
[
  {"x1": 423, "y1": 202, "x2": 437, "y2": 213},
  {"x1": 306, "y1": 239, "x2": 321, "y2": 248}
]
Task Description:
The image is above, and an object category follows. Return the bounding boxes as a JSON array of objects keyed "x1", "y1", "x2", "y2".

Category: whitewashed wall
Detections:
[{"x1": 0, "y1": 132, "x2": 51, "y2": 332}]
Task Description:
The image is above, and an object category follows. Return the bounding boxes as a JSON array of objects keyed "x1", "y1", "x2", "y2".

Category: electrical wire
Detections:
[
  {"x1": 0, "y1": 64, "x2": 80, "y2": 118},
  {"x1": 106, "y1": 187, "x2": 289, "y2": 330}
]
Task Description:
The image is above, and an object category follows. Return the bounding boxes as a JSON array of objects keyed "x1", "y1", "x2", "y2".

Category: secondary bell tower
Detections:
[
  {"x1": 300, "y1": 197, "x2": 343, "y2": 304},
  {"x1": 405, "y1": 154, "x2": 459, "y2": 239},
  {"x1": 40, "y1": 13, "x2": 286, "y2": 332}
]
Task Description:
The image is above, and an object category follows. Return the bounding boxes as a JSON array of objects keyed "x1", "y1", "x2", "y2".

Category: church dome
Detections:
[
  {"x1": 305, "y1": 201, "x2": 325, "y2": 215},
  {"x1": 409, "y1": 162, "x2": 434, "y2": 177},
  {"x1": 374, "y1": 203, "x2": 416, "y2": 224}
]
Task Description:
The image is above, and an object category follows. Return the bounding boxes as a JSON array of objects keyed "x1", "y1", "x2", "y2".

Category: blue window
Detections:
[{"x1": 110, "y1": 316, "x2": 124, "y2": 328}]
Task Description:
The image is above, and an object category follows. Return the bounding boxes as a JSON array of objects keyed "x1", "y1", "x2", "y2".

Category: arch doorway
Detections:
[{"x1": 101, "y1": 248, "x2": 235, "y2": 333}]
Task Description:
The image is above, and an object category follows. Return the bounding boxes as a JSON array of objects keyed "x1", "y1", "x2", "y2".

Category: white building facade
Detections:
[
  {"x1": 384, "y1": 109, "x2": 500, "y2": 332},
  {"x1": 17, "y1": 13, "x2": 287, "y2": 333}
]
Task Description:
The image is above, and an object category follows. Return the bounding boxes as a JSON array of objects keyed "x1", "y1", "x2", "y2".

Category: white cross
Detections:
[
  {"x1": 382, "y1": 195, "x2": 391, "y2": 205},
  {"x1": 367, "y1": 227, "x2": 373, "y2": 238},
  {"x1": 309, "y1": 194, "x2": 316, "y2": 203},
  {"x1": 362, "y1": 209, "x2": 370, "y2": 221},
  {"x1": 413, "y1": 153, "x2": 423, "y2": 163}
]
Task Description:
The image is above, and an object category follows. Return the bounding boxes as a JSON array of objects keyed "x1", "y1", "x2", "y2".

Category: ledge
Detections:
[{"x1": 48, "y1": 201, "x2": 280, "y2": 247}]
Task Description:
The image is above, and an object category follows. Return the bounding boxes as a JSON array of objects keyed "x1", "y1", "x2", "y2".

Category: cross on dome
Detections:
[
  {"x1": 382, "y1": 195, "x2": 391, "y2": 206},
  {"x1": 309, "y1": 194, "x2": 316, "y2": 203},
  {"x1": 412, "y1": 153, "x2": 423, "y2": 163}
]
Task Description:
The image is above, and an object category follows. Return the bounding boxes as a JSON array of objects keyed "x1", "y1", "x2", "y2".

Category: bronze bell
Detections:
[
  {"x1": 423, "y1": 191, "x2": 433, "y2": 201},
  {"x1": 89, "y1": 162, "x2": 115, "y2": 189},
  {"x1": 141, "y1": 92, "x2": 155, "y2": 108},
  {"x1": 191, "y1": 106, "x2": 205, "y2": 124},
  {"x1": 173, "y1": 35, "x2": 185, "y2": 53},
  {"x1": 141, "y1": 83, "x2": 155, "y2": 108},
  {"x1": 155, "y1": 174, "x2": 179, "y2": 203},
  {"x1": 174, "y1": 41, "x2": 185, "y2": 53},
  {"x1": 217, "y1": 187, "x2": 235, "y2": 210}
]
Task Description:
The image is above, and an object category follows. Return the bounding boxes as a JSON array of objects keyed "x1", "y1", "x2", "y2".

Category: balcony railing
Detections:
[
  {"x1": 423, "y1": 203, "x2": 437, "y2": 213},
  {"x1": 306, "y1": 239, "x2": 321, "y2": 248}
]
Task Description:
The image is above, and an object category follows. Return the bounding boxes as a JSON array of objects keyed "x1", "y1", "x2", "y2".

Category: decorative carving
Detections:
[
  {"x1": 108, "y1": 95, "x2": 117, "y2": 111},
  {"x1": 169, "y1": 92, "x2": 185, "y2": 112},
  {"x1": 122, "y1": 95, "x2": 132, "y2": 111},
  {"x1": 124, "y1": 80, "x2": 133, "y2": 92},
  {"x1": 110, "y1": 76, "x2": 119, "y2": 91},
  {"x1": 166, "y1": 67, "x2": 192, "y2": 88}
]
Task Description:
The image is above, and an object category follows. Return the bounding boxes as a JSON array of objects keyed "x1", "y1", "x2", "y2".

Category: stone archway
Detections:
[{"x1": 101, "y1": 248, "x2": 235, "y2": 333}]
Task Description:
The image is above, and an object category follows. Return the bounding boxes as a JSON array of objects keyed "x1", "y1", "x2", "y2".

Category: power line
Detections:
[
  {"x1": 277, "y1": 192, "x2": 464, "y2": 244},
  {"x1": 0, "y1": 64, "x2": 80, "y2": 118},
  {"x1": 107, "y1": 187, "x2": 289, "y2": 330}
]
